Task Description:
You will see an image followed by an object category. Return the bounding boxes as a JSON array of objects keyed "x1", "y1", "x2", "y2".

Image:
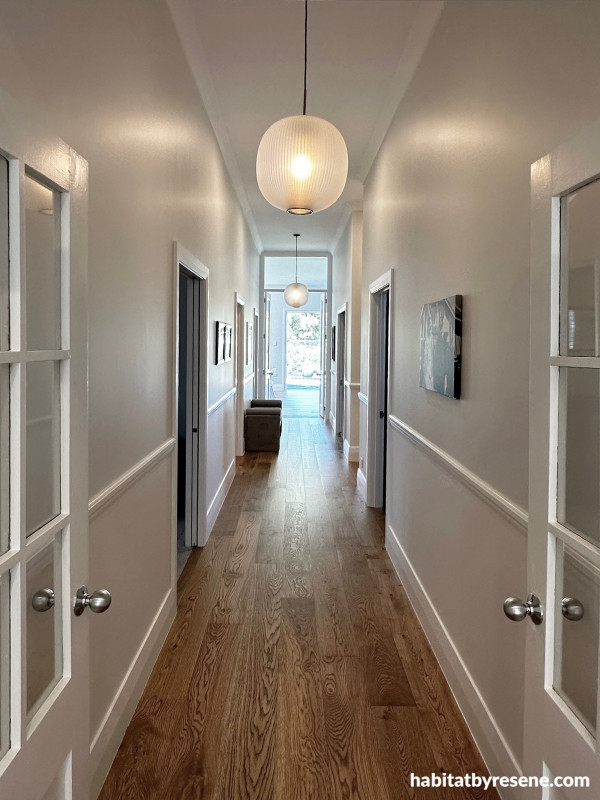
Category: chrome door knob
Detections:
[
  {"x1": 74, "y1": 586, "x2": 112, "y2": 616},
  {"x1": 561, "y1": 597, "x2": 584, "y2": 621},
  {"x1": 503, "y1": 593, "x2": 544, "y2": 625},
  {"x1": 31, "y1": 588, "x2": 55, "y2": 612}
]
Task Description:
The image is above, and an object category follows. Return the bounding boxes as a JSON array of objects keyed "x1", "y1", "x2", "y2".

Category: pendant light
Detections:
[
  {"x1": 284, "y1": 234, "x2": 309, "y2": 308},
  {"x1": 256, "y1": 0, "x2": 348, "y2": 215}
]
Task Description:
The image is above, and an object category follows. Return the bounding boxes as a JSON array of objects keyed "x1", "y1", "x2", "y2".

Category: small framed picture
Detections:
[
  {"x1": 215, "y1": 321, "x2": 227, "y2": 365},
  {"x1": 225, "y1": 324, "x2": 233, "y2": 362}
]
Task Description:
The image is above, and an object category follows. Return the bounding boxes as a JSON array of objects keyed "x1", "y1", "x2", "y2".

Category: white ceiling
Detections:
[
  {"x1": 264, "y1": 256, "x2": 329, "y2": 289},
  {"x1": 168, "y1": 0, "x2": 444, "y2": 254}
]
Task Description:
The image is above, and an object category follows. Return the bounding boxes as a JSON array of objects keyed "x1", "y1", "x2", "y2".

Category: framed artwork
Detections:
[
  {"x1": 246, "y1": 321, "x2": 253, "y2": 365},
  {"x1": 225, "y1": 323, "x2": 232, "y2": 362},
  {"x1": 331, "y1": 325, "x2": 336, "y2": 361},
  {"x1": 215, "y1": 321, "x2": 227, "y2": 365},
  {"x1": 419, "y1": 295, "x2": 462, "y2": 399}
]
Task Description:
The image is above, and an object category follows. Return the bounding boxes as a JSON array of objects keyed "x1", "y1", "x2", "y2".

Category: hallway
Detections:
[{"x1": 99, "y1": 417, "x2": 498, "y2": 800}]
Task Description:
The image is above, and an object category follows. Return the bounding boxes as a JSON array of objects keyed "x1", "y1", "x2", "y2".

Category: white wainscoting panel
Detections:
[
  {"x1": 207, "y1": 457, "x2": 236, "y2": 536},
  {"x1": 384, "y1": 420, "x2": 528, "y2": 796},
  {"x1": 88, "y1": 455, "x2": 175, "y2": 798}
]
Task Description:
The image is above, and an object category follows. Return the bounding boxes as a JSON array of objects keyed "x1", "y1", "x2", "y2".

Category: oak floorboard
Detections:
[
  {"x1": 98, "y1": 696, "x2": 184, "y2": 800},
  {"x1": 146, "y1": 534, "x2": 233, "y2": 699},
  {"x1": 282, "y1": 501, "x2": 313, "y2": 598},
  {"x1": 255, "y1": 486, "x2": 286, "y2": 564},
  {"x1": 215, "y1": 565, "x2": 283, "y2": 800},
  {"x1": 344, "y1": 569, "x2": 416, "y2": 707},
  {"x1": 212, "y1": 509, "x2": 260, "y2": 625},
  {"x1": 275, "y1": 597, "x2": 332, "y2": 800}
]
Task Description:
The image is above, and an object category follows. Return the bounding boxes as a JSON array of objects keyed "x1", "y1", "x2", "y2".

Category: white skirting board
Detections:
[
  {"x1": 343, "y1": 439, "x2": 359, "y2": 463},
  {"x1": 206, "y1": 457, "x2": 236, "y2": 537},
  {"x1": 385, "y1": 524, "x2": 522, "y2": 800},
  {"x1": 90, "y1": 589, "x2": 175, "y2": 799},
  {"x1": 356, "y1": 467, "x2": 367, "y2": 500}
]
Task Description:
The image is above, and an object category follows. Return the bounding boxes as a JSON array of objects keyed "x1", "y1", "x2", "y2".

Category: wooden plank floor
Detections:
[{"x1": 99, "y1": 417, "x2": 499, "y2": 800}]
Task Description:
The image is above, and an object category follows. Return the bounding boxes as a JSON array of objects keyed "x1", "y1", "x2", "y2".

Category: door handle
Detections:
[
  {"x1": 562, "y1": 597, "x2": 584, "y2": 621},
  {"x1": 74, "y1": 586, "x2": 112, "y2": 616},
  {"x1": 503, "y1": 593, "x2": 544, "y2": 625},
  {"x1": 31, "y1": 588, "x2": 55, "y2": 612},
  {"x1": 379, "y1": 411, "x2": 385, "y2": 419}
]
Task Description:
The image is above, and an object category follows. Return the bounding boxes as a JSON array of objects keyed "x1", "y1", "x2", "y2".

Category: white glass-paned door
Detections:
[
  {"x1": 0, "y1": 106, "x2": 89, "y2": 800},
  {"x1": 527, "y1": 122, "x2": 600, "y2": 795}
]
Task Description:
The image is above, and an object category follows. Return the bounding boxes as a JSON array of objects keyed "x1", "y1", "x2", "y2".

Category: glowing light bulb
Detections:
[{"x1": 291, "y1": 154, "x2": 312, "y2": 180}]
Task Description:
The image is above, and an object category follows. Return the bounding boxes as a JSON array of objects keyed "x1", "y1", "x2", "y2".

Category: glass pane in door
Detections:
[
  {"x1": 557, "y1": 367, "x2": 600, "y2": 545},
  {"x1": 26, "y1": 538, "x2": 62, "y2": 717},
  {"x1": 26, "y1": 361, "x2": 61, "y2": 536},
  {"x1": 0, "y1": 570, "x2": 9, "y2": 758},
  {"x1": 560, "y1": 179, "x2": 600, "y2": 356},
  {"x1": 0, "y1": 365, "x2": 8, "y2": 555},
  {"x1": 553, "y1": 543, "x2": 599, "y2": 733},
  {"x1": 24, "y1": 175, "x2": 61, "y2": 351},
  {"x1": 0, "y1": 155, "x2": 8, "y2": 351}
]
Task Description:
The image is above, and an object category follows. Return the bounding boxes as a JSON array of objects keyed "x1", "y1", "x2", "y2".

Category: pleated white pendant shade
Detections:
[
  {"x1": 283, "y1": 281, "x2": 309, "y2": 308},
  {"x1": 256, "y1": 114, "x2": 348, "y2": 215}
]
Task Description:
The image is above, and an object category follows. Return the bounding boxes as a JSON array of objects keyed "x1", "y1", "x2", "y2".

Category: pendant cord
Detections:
[
  {"x1": 295, "y1": 233, "x2": 300, "y2": 282},
  {"x1": 303, "y1": 0, "x2": 308, "y2": 115}
]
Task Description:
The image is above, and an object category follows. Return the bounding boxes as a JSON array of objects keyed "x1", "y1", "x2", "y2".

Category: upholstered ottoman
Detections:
[{"x1": 245, "y1": 404, "x2": 282, "y2": 452}]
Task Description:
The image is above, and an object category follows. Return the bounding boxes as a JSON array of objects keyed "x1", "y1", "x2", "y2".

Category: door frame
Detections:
[
  {"x1": 259, "y1": 250, "x2": 332, "y2": 418},
  {"x1": 253, "y1": 307, "x2": 259, "y2": 400},
  {"x1": 366, "y1": 270, "x2": 393, "y2": 508},
  {"x1": 234, "y1": 293, "x2": 246, "y2": 457},
  {"x1": 336, "y1": 304, "x2": 347, "y2": 438},
  {"x1": 172, "y1": 243, "x2": 208, "y2": 554}
]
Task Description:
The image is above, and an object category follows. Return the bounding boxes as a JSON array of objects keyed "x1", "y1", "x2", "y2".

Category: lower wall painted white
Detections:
[
  {"x1": 356, "y1": 467, "x2": 367, "y2": 500},
  {"x1": 88, "y1": 452, "x2": 175, "y2": 797},
  {"x1": 206, "y1": 457, "x2": 236, "y2": 537},
  {"x1": 206, "y1": 389, "x2": 237, "y2": 540},
  {"x1": 385, "y1": 420, "x2": 528, "y2": 796},
  {"x1": 343, "y1": 439, "x2": 359, "y2": 462}
]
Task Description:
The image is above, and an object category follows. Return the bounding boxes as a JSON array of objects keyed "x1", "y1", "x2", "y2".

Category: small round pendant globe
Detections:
[
  {"x1": 256, "y1": 115, "x2": 348, "y2": 215},
  {"x1": 283, "y1": 281, "x2": 309, "y2": 308}
]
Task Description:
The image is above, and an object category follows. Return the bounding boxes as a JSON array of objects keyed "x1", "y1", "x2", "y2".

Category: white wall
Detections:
[
  {"x1": 0, "y1": 1, "x2": 258, "y2": 795},
  {"x1": 332, "y1": 211, "x2": 362, "y2": 459},
  {"x1": 360, "y1": 0, "x2": 600, "y2": 786}
]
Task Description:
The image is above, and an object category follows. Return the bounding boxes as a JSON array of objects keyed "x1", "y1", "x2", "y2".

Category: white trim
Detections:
[
  {"x1": 244, "y1": 372, "x2": 254, "y2": 386},
  {"x1": 343, "y1": 439, "x2": 359, "y2": 463},
  {"x1": 356, "y1": 467, "x2": 367, "y2": 500},
  {"x1": 358, "y1": 392, "x2": 368, "y2": 406},
  {"x1": 88, "y1": 439, "x2": 176, "y2": 520},
  {"x1": 174, "y1": 242, "x2": 209, "y2": 552},
  {"x1": 388, "y1": 415, "x2": 528, "y2": 533},
  {"x1": 235, "y1": 293, "x2": 246, "y2": 458},
  {"x1": 207, "y1": 387, "x2": 236, "y2": 417},
  {"x1": 369, "y1": 269, "x2": 392, "y2": 296},
  {"x1": 366, "y1": 270, "x2": 393, "y2": 507},
  {"x1": 90, "y1": 589, "x2": 175, "y2": 799},
  {"x1": 386, "y1": 524, "x2": 522, "y2": 796},
  {"x1": 344, "y1": 381, "x2": 360, "y2": 390},
  {"x1": 329, "y1": 411, "x2": 335, "y2": 428},
  {"x1": 206, "y1": 458, "x2": 236, "y2": 538}
]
